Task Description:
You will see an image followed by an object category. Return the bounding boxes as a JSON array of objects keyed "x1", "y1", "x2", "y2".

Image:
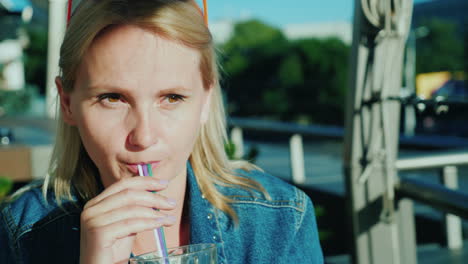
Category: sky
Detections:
[{"x1": 202, "y1": 0, "x2": 432, "y2": 26}]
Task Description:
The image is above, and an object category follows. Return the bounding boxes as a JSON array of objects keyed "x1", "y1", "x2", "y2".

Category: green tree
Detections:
[
  {"x1": 222, "y1": 19, "x2": 288, "y2": 76},
  {"x1": 464, "y1": 26, "x2": 468, "y2": 76},
  {"x1": 220, "y1": 20, "x2": 350, "y2": 125},
  {"x1": 0, "y1": 176, "x2": 13, "y2": 201},
  {"x1": 416, "y1": 19, "x2": 464, "y2": 74},
  {"x1": 289, "y1": 37, "x2": 349, "y2": 124},
  {"x1": 221, "y1": 19, "x2": 290, "y2": 119}
]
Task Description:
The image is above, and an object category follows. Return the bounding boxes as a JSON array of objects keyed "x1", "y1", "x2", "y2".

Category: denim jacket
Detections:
[{"x1": 0, "y1": 164, "x2": 323, "y2": 264}]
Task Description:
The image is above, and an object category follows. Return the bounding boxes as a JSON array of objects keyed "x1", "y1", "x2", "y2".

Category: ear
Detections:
[
  {"x1": 200, "y1": 85, "x2": 213, "y2": 124},
  {"x1": 56, "y1": 77, "x2": 76, "y2": 126}
]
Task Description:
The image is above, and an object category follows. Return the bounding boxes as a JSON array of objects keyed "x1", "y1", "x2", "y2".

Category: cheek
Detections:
[
  {"x1": 162, "y1": 104, "x2": 203, "y2": 154},
  {"x1": 76, "y1": 107, "x2": 128, "y2": 168}
]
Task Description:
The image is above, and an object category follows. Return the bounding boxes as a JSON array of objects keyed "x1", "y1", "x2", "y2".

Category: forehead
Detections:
[{"x1": 77, "y1": 24, "x2": 201, "y2": 89}]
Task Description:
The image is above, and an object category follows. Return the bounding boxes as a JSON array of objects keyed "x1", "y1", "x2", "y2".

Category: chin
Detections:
[{"x1": 99, "y1": 169, "x2": 130, "y2": 188}]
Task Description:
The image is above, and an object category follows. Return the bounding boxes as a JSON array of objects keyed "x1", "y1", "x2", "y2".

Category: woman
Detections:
[{"x1": 0, "y1": 0, "x2": 323, "y2": 263}]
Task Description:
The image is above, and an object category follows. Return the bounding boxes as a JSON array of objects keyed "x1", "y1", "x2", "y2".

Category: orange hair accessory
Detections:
[
  {"x1": 202, "y1": 0, "x2": 208, "y2": 25},
  {"x1": 189, "y1": 0, "x2": 209, "y2": 25}
]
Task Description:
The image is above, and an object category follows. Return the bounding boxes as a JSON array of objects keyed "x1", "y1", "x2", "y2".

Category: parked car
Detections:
[
  {"x1": 417, "y1": 79, "x2": 468, "y2": 137},
  {"x1": 431, "y1": 79, "x2": 468, "y2": 101}
]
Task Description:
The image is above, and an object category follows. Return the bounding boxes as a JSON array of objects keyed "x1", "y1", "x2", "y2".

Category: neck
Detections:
[
  {"x1": 158, "y1": 166, "x2": 187, "y2": 211},
  {"x1": 162, "y1": 166, "x2": 189, "y2": 247}
]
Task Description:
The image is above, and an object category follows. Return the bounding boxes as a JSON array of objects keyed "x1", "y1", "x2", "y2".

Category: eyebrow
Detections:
[
  {"x1": 159, "y1": 86, "x2": 194, "y2": 94},
  {"x1": 86, "y1": 84, "x2": 194, "y2": 94}
]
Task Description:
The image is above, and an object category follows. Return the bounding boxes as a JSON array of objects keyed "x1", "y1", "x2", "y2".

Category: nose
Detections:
[{"x1": 127, "y1": 108, "x2": 158, "y2": 150}]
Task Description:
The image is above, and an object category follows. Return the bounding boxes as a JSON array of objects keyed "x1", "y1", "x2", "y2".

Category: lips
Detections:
[{"x1": 126, "y1": 161, "x2": 161, "y2": 175}]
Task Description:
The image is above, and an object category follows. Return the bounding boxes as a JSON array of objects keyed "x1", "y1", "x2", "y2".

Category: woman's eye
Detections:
[
  {"x1": 98, "y1": 93, "x2": 123, "y2": 103},
  {"x1": 165, "y1": 94, "x2": 185, "y2": 104}
]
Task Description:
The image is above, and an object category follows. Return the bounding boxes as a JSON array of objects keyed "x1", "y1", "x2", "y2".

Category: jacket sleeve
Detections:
[
  {"x1": 288, "y1": 191, "x2": 324, "y2": 263},
  {"x1": 0, "y1": 204, "x2": 15, "y2": 263}
]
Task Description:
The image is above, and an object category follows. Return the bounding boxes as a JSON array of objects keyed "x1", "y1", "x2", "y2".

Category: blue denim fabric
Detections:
[{"x1": 0, "y1": 164, "x2": 323, "y2": 264}]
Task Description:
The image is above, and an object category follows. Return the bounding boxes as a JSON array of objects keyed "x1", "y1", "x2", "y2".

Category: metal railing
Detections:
[
  {"x1": 396, "y1": 153, "x2": 468, "y2": 250},
  {"x1": 228, "y1": 117, "x2": 468, "y2": 256},
  {"x1": 228, "y1": 117, "x2": 344, "y2": 184}
]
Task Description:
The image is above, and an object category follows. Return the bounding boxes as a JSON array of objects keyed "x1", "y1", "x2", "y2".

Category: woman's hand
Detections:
[{"x1": 79, "y1": 176, "x2": 177, "y2": 264}]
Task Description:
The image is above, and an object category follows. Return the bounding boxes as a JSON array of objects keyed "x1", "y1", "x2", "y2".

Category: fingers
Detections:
[
  {"x1": 86, "y1": 205, "x2": 171, "y2": 227},
  {"x1": 82, "y1": 216, "x2": 175, "y2": 252},
  {"x1": 79, "y1": 177, "x2": 176, "y2": 262},
  {"x1": 99, "y1": 217, "x2": 176, "y2": 243},
  {"x1": 82, "y1": 189, "x2": 176, "y2": 224},
  {"x1": 85, "y1": 177, "x2": 168, "y2": 210}
]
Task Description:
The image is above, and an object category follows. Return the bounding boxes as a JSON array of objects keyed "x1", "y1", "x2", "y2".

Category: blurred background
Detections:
[{"x1": 0, "y1": 0, "x2": 467, "y2": 263}]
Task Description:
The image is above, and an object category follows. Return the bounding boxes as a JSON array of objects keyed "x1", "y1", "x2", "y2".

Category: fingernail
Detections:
[
  {"x1": 167, "y1": 198, "x2": 177, "y2": 207},
  {"x1": 159, "y1": 179, "x2": 169, "y2": 185},
  {"x1": 166, "y1": 215, "x2": 176, "y2": 223}
]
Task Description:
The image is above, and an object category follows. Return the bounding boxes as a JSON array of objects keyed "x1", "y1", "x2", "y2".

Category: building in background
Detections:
[
  {"x1": 282, "y1": 21, "x2": 352, "y2": 44},
  {"x1": 412, "y1": 0, "x2": 467, "y2": 98},
  {"x1": 0, "y1": 0, "x2": 33, "y2": 91},
  {"x1": 210, "y1": 19, "x2": 352, "y2": 45},
  {"x1": 412, "y1": 0, "x2": 467, "y2": 35}
]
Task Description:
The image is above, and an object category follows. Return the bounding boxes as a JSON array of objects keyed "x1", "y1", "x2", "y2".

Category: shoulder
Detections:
[
  {"x1": 0, "y1": 180, "x2": 73, "y2": 239},
  {"x1": 0, "y1": 181, "x2": 82, "y2": 263},
  {"x1": 216, "y1": 169, "x2": 324, "y2": 262},
  {"x1": 220, "y1": 168, "x2": 310, "y2": 213},
  {"x1": 1, "y1": 181, "x2": 49, "y2": 234}
]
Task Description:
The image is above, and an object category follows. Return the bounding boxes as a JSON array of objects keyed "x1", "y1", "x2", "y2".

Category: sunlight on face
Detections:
[{"x1": 65, "y1": 25, "x2": 211, "y2": 187}]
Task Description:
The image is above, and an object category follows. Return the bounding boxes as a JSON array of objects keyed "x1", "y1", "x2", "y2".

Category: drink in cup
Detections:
[{"x1": 129, "y1": 243, "x2": 217, "y2": 264}]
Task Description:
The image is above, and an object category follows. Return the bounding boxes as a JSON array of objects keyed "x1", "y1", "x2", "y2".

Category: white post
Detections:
[
  {"x1": 45, "y1": 0, "x2": 68, "y2": 118},
  {"x1": 230, "y1": 127, "x2": 244, "y2": 159},
  {"x1": 442, "y1": 166, "x2": 463, "y2": 250},
  {"x1": 289, "y1": 134, "x2": 305, "y2": 184},
  {"x1": 0, "y1": 40, "x2": 25, "y2": 91},
  {"x1": 402, "y1": 33, "x2": 417, "y2": 137}
]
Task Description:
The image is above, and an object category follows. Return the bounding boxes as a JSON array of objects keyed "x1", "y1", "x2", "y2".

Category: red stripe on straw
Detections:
[{"x1": 67, "y1": 0, "x2": 73, "y2": 26}]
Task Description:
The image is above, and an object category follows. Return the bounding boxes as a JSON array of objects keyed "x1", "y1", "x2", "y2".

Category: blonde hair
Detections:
[{"x1": 43, "y1": 0, "x2": 269, "y2": 224}]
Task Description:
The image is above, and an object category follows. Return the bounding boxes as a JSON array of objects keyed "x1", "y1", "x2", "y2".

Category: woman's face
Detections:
[{"x1": 58, "y1": 25, "x2": 212, "y2": 187}]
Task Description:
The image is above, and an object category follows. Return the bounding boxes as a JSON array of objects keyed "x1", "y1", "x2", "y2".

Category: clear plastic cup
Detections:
[{"x1": 129, "y1": 243, "x2": 217, "y2": 264}]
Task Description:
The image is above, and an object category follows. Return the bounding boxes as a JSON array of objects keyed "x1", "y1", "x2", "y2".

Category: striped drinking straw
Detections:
[{"x1": 138, "y1": 164, "x2": 169, "y2": 261}]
